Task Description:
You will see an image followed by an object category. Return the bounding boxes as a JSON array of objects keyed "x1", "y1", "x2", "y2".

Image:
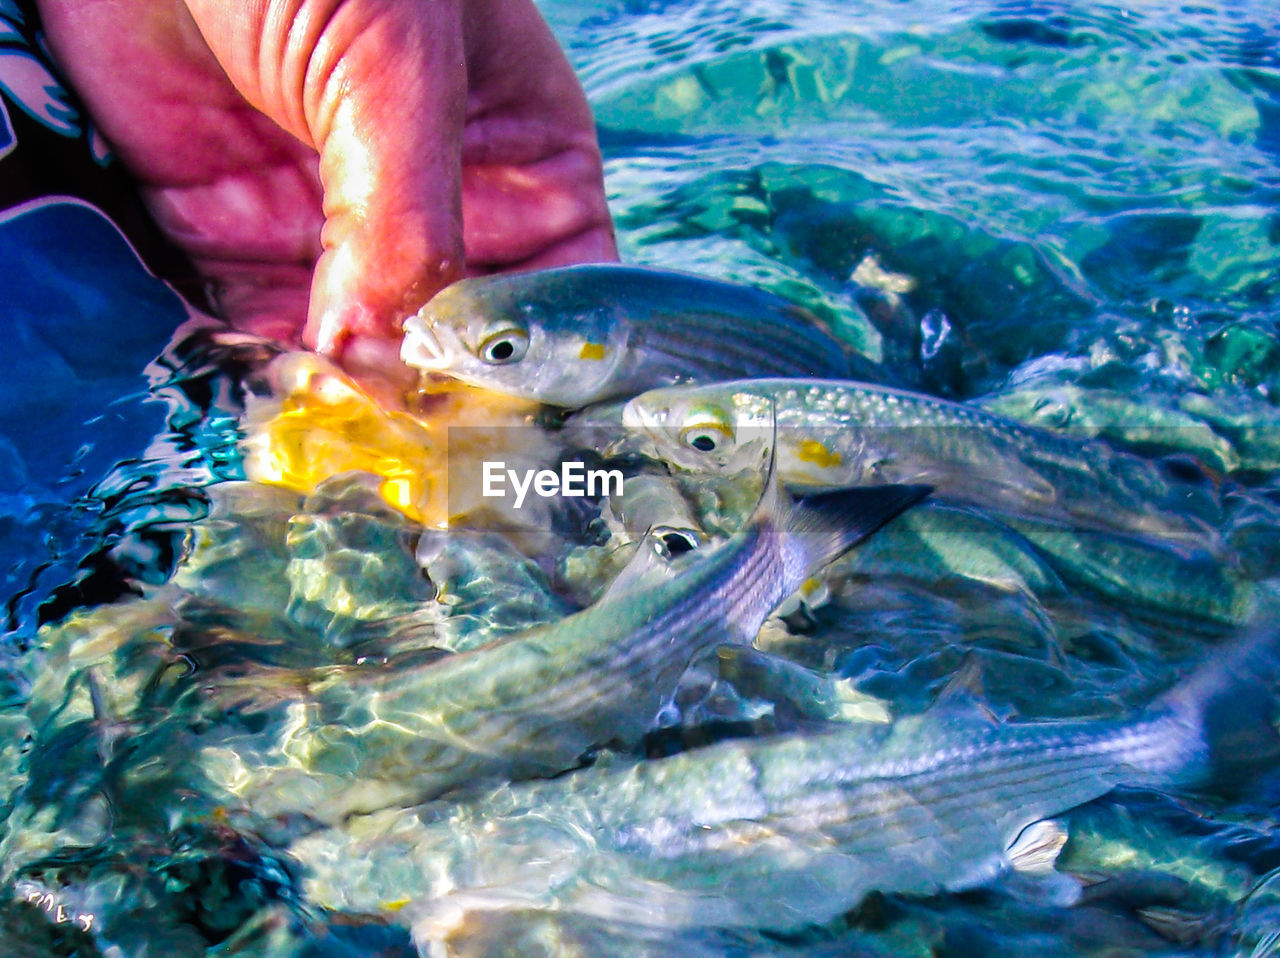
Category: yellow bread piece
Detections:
[{"x1": 241, "y1": 353, "x2": 543, "y2": 527}]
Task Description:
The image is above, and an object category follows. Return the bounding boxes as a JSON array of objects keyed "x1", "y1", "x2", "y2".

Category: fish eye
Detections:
[
  {"x1": 477, "y1": 325, "x2": 529, "y2": 365},
  {"x1": 685, "y1": 430, "x2": 719, "y2": 452},
  {"x1": 678, "y1": 408, "x2": 734, "y2": 454},
  {"x1": 657, "y1": 529, "x2": 700, "y2": 556}
]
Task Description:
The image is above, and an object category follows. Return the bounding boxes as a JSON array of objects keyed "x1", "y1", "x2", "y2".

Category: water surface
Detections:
[{"x1": 3, "y1": 1, "x2": 1280, "y2": 954}]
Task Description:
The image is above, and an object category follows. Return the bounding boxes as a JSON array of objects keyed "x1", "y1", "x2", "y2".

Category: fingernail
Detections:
[{"x1": 315, "y1": 307, "x2": 353, "y2": 358}]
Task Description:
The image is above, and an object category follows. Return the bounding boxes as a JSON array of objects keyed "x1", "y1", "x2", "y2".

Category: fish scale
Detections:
[
  {"x1": 621, "y1": 377, "x2": 1226, "y2": 549},
  {"x1": 635, "y1": 338, "x2": 829, "y2": 384},
  {"x1": 673, "y1": 320, "x2": 844, "y2": 382},
  {"x1": 632, "y1": 309, "x2": 848, "y2": 375}
]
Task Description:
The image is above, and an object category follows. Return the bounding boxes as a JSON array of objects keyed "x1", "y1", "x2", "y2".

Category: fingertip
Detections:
[
  {"x1": 308, "y1": 244, "x2": 463, "y2": 360},
  {"x1": 312, "y1": 307, "x2": 350, "y2": 358},
  {"x1": 337, "y1": 333, "x2": 420, "y2": 408},
  {"x1": 307, "y1": 243, "x2": 362, "y2": 356}
]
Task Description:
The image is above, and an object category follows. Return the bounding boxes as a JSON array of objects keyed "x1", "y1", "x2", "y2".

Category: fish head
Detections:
[
  {"x1": 400, "y1": 275, "x2": 627, "y2": 407},
  {"x1": 621, "y1": 385, "x2": 770, "y2": 476}
]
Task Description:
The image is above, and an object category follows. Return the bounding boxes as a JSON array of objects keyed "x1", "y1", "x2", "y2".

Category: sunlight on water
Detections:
[{"x1": 2, "y1": 1, "x2": 1280, "y2": 955}]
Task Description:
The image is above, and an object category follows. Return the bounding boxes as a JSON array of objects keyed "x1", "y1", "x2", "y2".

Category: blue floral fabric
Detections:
[
  {"x1": 0, "y1": 0, "x2": 81, "y2": 153},
  {"x1": 0, "y1": 2, "x2": 201, "y2": 635},
  {"x1": 0, "y1": 1, "x2": 192, "y2": 273}
]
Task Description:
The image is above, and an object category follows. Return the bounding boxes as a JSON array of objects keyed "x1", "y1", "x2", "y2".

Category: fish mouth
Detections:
[
  {"x1": 606, "y1": 398, "x2": 667, "y2": 458},
  {"x1": 620, "y1": 397, "x2": 657, "y2": 433},
  {"x1": 617, "y1": 397, "x2": 660, "y2": 446},
  {"x1": 400, "y1": 314, "x2": 453, "y2": 371}
]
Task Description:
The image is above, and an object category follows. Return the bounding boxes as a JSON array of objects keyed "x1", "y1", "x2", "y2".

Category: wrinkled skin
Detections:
[{"x1": 36, "y1": 0, "x2": 617, "y2": 384}]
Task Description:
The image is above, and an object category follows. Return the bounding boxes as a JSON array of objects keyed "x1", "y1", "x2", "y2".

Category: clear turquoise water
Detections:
[
  {"x1": 2, "y1": 1, "x2": 1280, "y2": 954},
  {"x1": 570, "y1": 0, "x2": 1280, "y2": 392}
]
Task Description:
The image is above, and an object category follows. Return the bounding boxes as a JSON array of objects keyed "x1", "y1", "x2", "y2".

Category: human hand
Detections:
[{"x1": 36, "y1": 0, "x2": 617, "y2": 378}]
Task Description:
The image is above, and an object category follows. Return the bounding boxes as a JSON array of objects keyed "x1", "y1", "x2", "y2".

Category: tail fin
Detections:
[
  {"x1": 1154, "y1": 593, "x2": 1280, "y2": 791},
  {"x1": 784, "y1": 484, "x2": 932, "y2": 577}
]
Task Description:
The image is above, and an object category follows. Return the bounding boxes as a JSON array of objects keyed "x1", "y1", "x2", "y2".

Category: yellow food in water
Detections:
[{"x1": 241, "y1": 353, "x2": 543, "y2": 526}]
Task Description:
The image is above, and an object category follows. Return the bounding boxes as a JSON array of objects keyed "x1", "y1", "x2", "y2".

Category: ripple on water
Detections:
[
  {"x1": 593, "y1": 5, "x2": 1280, "y2": 398},
  {"x1": 2, "y1": 1, "x2": 1280, "y2": 954}
]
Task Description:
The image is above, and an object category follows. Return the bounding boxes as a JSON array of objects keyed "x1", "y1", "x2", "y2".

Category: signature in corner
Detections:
[{"x1": 18, "y1": 883, "x2": 94, "y2": 933}]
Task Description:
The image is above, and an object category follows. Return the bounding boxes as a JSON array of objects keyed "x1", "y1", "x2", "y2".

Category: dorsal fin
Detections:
[{"x1": 782, "y1": 484, "x2": 932, "y2": 578}]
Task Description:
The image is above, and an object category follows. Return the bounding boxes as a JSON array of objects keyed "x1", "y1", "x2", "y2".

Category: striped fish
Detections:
[
  {"x1": 401, "y1": 265, "x2": 879, "y2": 407},
  {"x1": 217, "y1": 479, "x2": 928, "y2": 821},
  {"x1": 618, "y1": 377, "x2": 1226, "y2": 549},
  {"x1": 294, "y1": 603, "x2": 1280, "y2": 936}
]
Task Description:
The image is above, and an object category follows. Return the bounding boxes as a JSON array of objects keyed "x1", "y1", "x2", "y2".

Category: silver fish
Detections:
[
  {"x1": 600, "y1": 471, "x2": 704, "y2": 554},
  {"x1": 617, "y1": 377, "x2": 1225, "y2": 549},
  {"x1": 400, "y1": 265, "x2": 873, "y2": 407},
  {"x1": 293, "y1": 605, "x2": 1280, "y2": 938},
  {"x1": 204, "y1": 478, "x2": 928, "y2": 820}
]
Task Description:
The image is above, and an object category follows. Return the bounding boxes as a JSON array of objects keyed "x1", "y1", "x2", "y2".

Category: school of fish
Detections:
[{"x1": 4, "y1": 264, "x2": 1279, "y2": 956}]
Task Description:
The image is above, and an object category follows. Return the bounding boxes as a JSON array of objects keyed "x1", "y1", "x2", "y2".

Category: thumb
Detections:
[{"x1": 184, "y1": 0, "x2": 466, "y2": 355}]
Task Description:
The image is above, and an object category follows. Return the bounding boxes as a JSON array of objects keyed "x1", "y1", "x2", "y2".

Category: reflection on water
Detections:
[{"x1": 3, "y1": 1, "x2": 1280, "y2": 955}]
